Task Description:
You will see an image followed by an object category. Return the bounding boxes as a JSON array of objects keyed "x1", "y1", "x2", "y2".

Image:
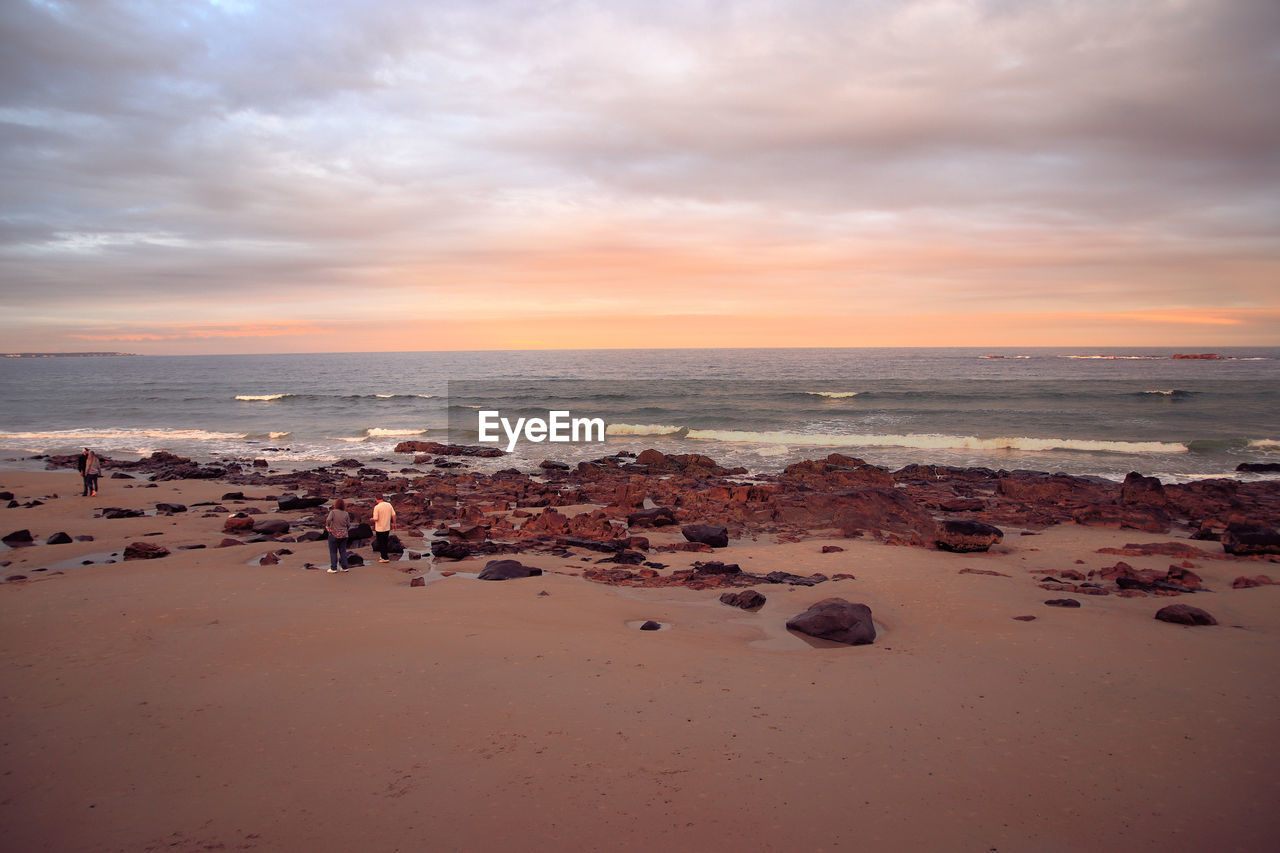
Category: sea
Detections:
[{"x1": 1, "y1": 347, "x2": 1277, "y2": 484}]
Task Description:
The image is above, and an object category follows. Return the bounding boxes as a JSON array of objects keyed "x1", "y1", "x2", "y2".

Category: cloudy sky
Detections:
[{"x1": 2, "y1": 0, "x2": 1277, "y2": 353}]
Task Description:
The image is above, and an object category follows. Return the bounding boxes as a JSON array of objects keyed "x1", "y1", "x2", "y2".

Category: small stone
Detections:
[
  {"x1": 1044, "y1": 599, "x2": 1082, "y2": 608},
  {"x1": 639, "y1": 620, "x2": 662, "y2": 631},
  {"x1": 409, "y1": 576, "x2": 426, "y2": 587},
  {"x1": 1013, "y1": 615, "x2": 1037, "y2": 621}
]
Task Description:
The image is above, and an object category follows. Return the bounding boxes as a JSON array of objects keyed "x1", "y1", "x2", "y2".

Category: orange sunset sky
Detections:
[{"x1": 2, "y1": 0, "x2": 1278, "y2": 354}]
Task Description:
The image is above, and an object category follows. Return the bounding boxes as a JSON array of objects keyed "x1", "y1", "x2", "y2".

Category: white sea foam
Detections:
[
  {"x1": 235, "y1": 394, "x2": 287, "y2": 401},
  {"x1": 680, "y1": 429, "x2": 1187, "y2": 455},
  {"x1": 375, "y1": 394, "x2": 396, "y2": 398},
  {"x1": 0, "y1": 428, "x2": 247, "y2": 443},
  {"x1": 804, "y1": 391, "x2": 861, "y2": 398},
  {"x1": 365, "y1": 428, "x2": 426, "y2": 437},
  {"x1": 268, "y1": 431, "x2": 292, "y2": 439},
  {"x1": 606, "y1": 423, "x2": 685, "y2": 436},
  {"x1": 1248, "y1": 439, "x2": 1280, "y2": 450}
]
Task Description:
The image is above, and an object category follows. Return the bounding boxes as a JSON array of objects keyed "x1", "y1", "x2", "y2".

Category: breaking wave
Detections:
[
  {"x1": 235, "y1": 394, "x2": 289, "y2": 401},
  {"x1": 804, "y1": 391, "x2": 862, "y2": 399},
  {"x1": 678, "y1": 429, "x2": 1187, "y2": 455},
  {"x1": 606, "y1": 423, "x2": 687, "y2": 437}
]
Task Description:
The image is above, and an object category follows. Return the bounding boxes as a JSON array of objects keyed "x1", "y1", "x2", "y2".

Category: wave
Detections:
[
  {"x1": 677, "y1": 429, "x2": 1187, "y2": 455},
  {"x1": 1061, "y1": 355, "x2": 1163, "y2": 360},
  {"x1": 980, "y1": 355, "x2": 1031, "y2": 359},
  {"x1": 235, "y1": 394, "x2": 289, "y2": 401},
  {"x1": 365, "y1": 428, "x2": 427, "y2": 437},
  {"x1": 0, "y1": 427, "x2": 248, "y2": 443},
  {"x1": 1139, "y1": 389, "x2": 1195, "y2": 398},
  {"x1": 803, "y1": 391, "x2": 861, "y2": 399},
  {"x1": 606, "y1": 423, "x2": 687, "y2": 437},
  {"x1": 1248, "y1": 439, "x2": 1280, "y2": 450}
]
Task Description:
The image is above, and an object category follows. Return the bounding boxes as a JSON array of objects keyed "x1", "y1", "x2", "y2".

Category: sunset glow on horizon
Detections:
[{"x1": 2, "y1": 0, "x2": 1277, "y2": 354}]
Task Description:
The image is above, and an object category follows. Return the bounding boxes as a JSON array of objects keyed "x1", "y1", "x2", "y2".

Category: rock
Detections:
[
  {"x1": 221, "y1": 492, "x2": 245, "y2": 500},
  {"x1": 410, "y1": 576, "x2": 426, "y2": 587},
  {"x1": 123, "y1": 541, "x2": 169, "y2": 560},
  {"x1": 1120, "y1": 472, "x2": 1168, "y2": 507},
  {"x1": 1231, "y1": 574, "x2": 1275, "y2": 589},
  {"x1": 251, "y1": 518, "x2": 291, "y2": 536},
  {"x1": 821, "y1": 545, "x2": 845, "y2": 553},
  {"x1": 627, "y1": 507, "x2": 678, "y2": 528},
  {"x1": 1044, "y1": 599, "x2": 1082, "y2": 608},
  {"x1": 935, "y1": 519, "x2": 1004, "y2": 552},
  {"x1": 46, "y1": 532, "x2": 73, "y2": 545},
  {"x1": 597, "y1": 550, "x2": 646, "y2": 565},
  {"x1": 1237, "y1": 462, "x2": 1280, "y2": 473},
  {"x1": 639, "y1": 620, "x2": 662, "y2": 631},
  {"x1": 102, "y1": 508, "x2": 145, "y2": 519},
  {"x1": 691, "y1": 561, "x2": 741, "y2": 575},
  {"x1": 223, "y1": 515, "x2": 255, "y2": 533},
  {"x1": 1172, "y1": 353, "x2": 1221, "y2": 359},
  {"x1": 556, "y1": 536, "x2": 624, "y2": 553},
  {"x1": 347, "y1": 522, "x2": 373, "y2": 542},
  {"x1": 430, "y1": 540, "x2": 472, "y2": 560},
  {"x1": 477, "y1": 559, "x2": 543, "y2": 581},
  {"x1": 719, "y1": 590, "x2": 766, "y2": 610},
  {"x1": 277, "y1": 495, "x2": 327, "y2": 511},
  {"x1": 1154, "y1": 604, "x2": 1218, "y2": 626},
  {"x1": 2, "y1": 529, "x2": 33, "y2": 546},
  {"x1": 217, "y1": 538, "x2": 243, "y2": 547},
  {"x1": 785, "y1": 597, "x2": 876, "y2": 646},
  {"x1": 1221, "y1": 524, "x2": 1280, "y2": 556},
  {"x1": 1013, "y1": 615, "x2": 1037, "y2": 621},
  {"x1": 764, "y1": 571, "x2": 827, "y2": 586},
  {"x1": 155, "y1": 503, "x2": 187, "y2": 514},
  {"x1": 682, "y1": 524, "x2": 729, "y2": 548},
  {"x1": 259, "y1": 552, "x2": 280, "y2": 566}
]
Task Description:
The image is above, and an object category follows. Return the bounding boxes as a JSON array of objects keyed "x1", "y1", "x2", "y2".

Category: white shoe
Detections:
[
  {"x1": 379, "y1": 558, "x2": 390, "y2": 563},
  {"x1": 327, "y1": 568, "x2": 339, "y2": 573}
]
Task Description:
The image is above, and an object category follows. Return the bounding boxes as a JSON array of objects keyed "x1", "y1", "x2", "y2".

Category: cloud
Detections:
[{"x1": 1, "y1": 0, "x2": 1277, "y2": 350}]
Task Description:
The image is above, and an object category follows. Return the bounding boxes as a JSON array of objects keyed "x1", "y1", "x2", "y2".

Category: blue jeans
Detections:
[{"x1": 327, "y1": 534, "x2": 350, "y2": 570}]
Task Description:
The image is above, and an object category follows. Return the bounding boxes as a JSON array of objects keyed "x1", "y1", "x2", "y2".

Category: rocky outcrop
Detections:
[
  {"x1": 720, "y1": 590, "x2": 766, "y2": 610},
  {"x1": 1221, "y1": 524, "x2": 1280, "y2": 556}
]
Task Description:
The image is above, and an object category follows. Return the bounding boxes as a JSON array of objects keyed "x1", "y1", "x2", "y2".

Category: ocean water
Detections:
[{"x1": 1, "y1": 347, "x2": 1277, "y2": 483}]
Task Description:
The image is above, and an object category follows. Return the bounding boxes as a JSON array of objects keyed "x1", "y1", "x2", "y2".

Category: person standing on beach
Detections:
[
  {"x1": 77, "y1": 447, "x2": 101, "y2": 496},
  {"x1": 371, "y1": 496, "x2": 397, "y2": 563},
  {"x1": 325, "y1": 498, "x2": 352, "y2": 573}
]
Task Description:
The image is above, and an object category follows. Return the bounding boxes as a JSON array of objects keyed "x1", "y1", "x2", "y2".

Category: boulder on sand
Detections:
[
  {"x1": 935, "y1": 519, "x2": 1004, "y2": 552},
  {"x1": 477, "y1": 559, "x2": 543, "y2": 581},
  {"x1": 682, "y1": 524, "x2": 729, "y2": 548},
  {"x1": 786, "y1": 597, "x2": 876, "y2": 646}
]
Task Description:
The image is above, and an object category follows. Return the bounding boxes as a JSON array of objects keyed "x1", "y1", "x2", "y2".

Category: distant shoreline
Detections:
[{"x1": 2, "y1": 352, "x2": 139, "y2": 358}]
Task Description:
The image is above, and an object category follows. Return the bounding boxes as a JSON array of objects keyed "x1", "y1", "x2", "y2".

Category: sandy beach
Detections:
[{"x1": 2, "y1": 467, "x2": 1278, "y2": 852}]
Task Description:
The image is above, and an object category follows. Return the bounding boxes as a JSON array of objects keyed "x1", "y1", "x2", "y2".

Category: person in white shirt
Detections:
[{"x1": 371, "y1": 496, "x2": 397, "y2": 563}]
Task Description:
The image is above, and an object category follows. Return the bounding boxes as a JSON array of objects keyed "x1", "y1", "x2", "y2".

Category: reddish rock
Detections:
[
  {"x1": 410, "y1": 576, "x2": 426, "y2": 587},
  {"x1": 1120, "y1": 472, "x2": 1168, "y2": 507},
  {"x1": 1154, "y1": 604, "x2": 1218, "y2": 625},
  {"x1": 123, "y1": 541, "x2": 169, "y2": 560},
  {"x1": 1012, "y1": 615, "x2": 1037, "y2": 621},
  {"x1": 223, "y1": 515, "x2": 254, "y2": 533},
  {"x1": 1231, "y1": 574, "x2": 1276, "y2": 588},
  {"x1": 821, "y1": 545, "x2": 845, "y2": 553},
  {"x1": 1072, "y1": 504, "x2": 1171, "y2": 533},
  {"x1": 959, "y1": 568, "x2": 1010, "y2": 577}
]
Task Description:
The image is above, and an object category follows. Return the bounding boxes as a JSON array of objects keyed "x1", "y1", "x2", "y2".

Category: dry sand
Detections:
[{"x1": 1, "y1": 470, "x2": 1278, "y2": 852}]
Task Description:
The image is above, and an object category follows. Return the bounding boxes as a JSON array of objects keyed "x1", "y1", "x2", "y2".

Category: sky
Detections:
[{"x1": 1, "y1": 0, "x2": 1278, "y2": 354}]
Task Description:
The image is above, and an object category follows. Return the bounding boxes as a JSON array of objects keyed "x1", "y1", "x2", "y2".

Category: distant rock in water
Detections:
[
  {"x1": 1171, "y1": 353, "x2": 1221, "y2": 359},
  {"x1": 1237, "y1": 462, "x2": 1280, "y2": 473}
]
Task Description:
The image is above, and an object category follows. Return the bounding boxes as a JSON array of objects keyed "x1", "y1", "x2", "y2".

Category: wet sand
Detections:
[{"x1": 1, "y1": 470, "x2": 1278, "y2": 852}]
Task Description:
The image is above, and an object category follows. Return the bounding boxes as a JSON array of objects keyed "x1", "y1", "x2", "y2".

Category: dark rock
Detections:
[
  {"x1": 765, "y1": 571, "x2": 827, "y2": 586},
  {"x1": 1154, "y1": 604, "x2": 1218, "y2": 626},
  {"x1": 1044, "y1": 599, "x2": 1082, "y2": 608},
  {"x1": 2, "y1": 529, "x2": 33, "y2": 546},
  {"x1": 259, "y1": 552, "x2": 280, "y2": 566},
  {"x1": 597, "y1": 550, "x2": 646, "y2": 565},
  {"x1": 431, "y1": 540, "x2": 472, "y2": 560},
  {"x1": 277, "y1": 495, "x2": 327, "y2": 511},
  {"x1": 682, "y1": 524, "x2": 729, "y2": 548},
  {"x1": 347, "y1": 522, "x2": 373, "y2": 542},
  {"x1": 1237, "y1": 462, "x2": 1280, "y2": 473},
  {"x1": 102, "y1": 507, "x2": 145, "y2": 519},
  {"x1": 555, "y1": 536, "x2": 624, "y2": 553},
  {"x1": 252, "y1": 518, "x2": 291, "y2": 536},
  {"x1": 786, "y1": 598, "x2": 876, "y2": 645},
  {"x1": 1221, "y1": 524, "x2": 1280, "y2": 556},
  {"x1": 477, "y1": 559, "x2": 543, "y2": 580},
  {"x1": 1013, "y1": 615, "x2": 1037, "y2": 621},
  {"x1": 627, "y1": 507, "x2": 678, "y2": 528},
  {"x1": 639, "y1": 620, "x2": 662, "y2": 631},
  {"x1": 45, "y1": 532, "x2": 72, "y2": 545},
  {"x1": 217, "y1": 538, "x2": 244, "y2": 547},
  {"x1": 692, "y1": 561, "x2": 741, "y2": 575},
  {"x1": 821, "y1": 545, "x2": 845, "y2": 553},
  {"x1": 221, "y1": 492, "x2": 245, "y2": 500},
  {"x1": 935, "y1": 519, "x2": 1004, "y2": 552},
  {"x1": 155, "y1": 503, "x2": 187, "y2": 514},
  {"x1": 720, "y1": 590, "x2": 767, "y2": 610},
  {"x1": 346, "y1": 552, "x2": 365, "y2": 567},
  {"x1": 539, "y1": 460, "x2": 571, "y2": 471},
  {"x1": 123, "y1": 541, "x2": 169, "y2": 560}
]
